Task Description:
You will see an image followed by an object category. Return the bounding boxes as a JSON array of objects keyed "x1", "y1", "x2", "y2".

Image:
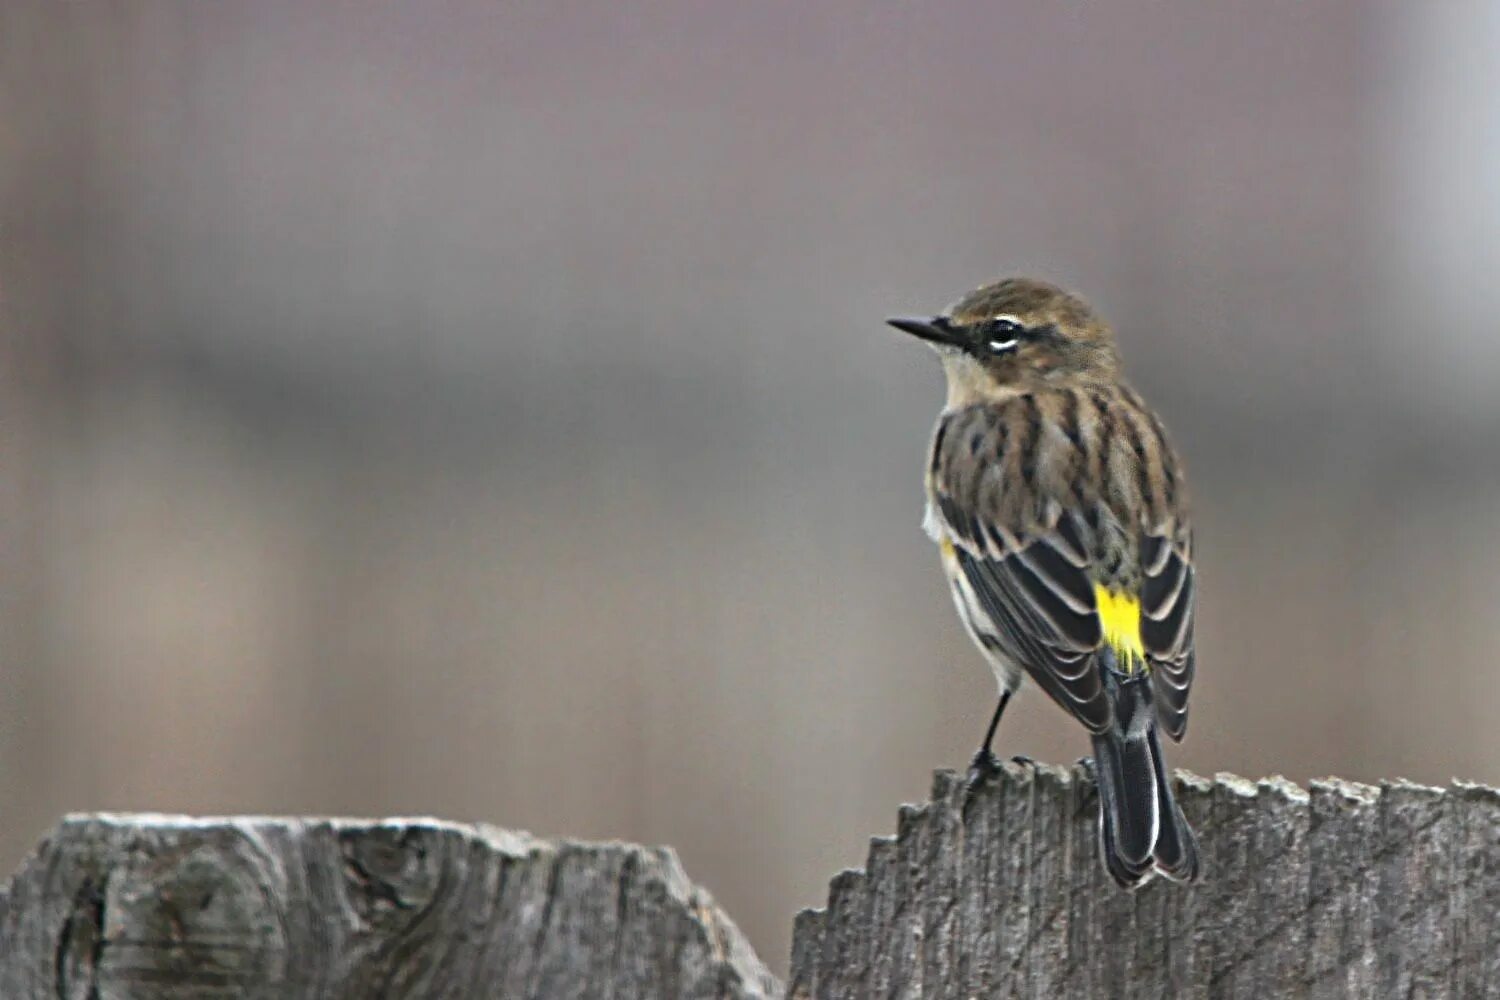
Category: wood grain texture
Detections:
[
  {"x1": 789, "y1": 761, "x2": 1500, "y2": 999},
  {"x1": 0, "y1": 814, "x2": 780, "y2": 999},
  {"x1": 5, "y1": 765, "x2": 1499, "y2": 998}
]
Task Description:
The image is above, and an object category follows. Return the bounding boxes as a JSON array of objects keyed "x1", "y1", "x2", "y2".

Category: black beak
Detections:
[{"x1": 886, "y1": 315, "x2": 959, "y2": 348}]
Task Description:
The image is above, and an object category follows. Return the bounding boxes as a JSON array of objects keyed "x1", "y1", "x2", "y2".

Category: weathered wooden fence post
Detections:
[
  {"x1": 4, "y1": 762, "x2": 1498, "y2": 997},
  {"x1": 0, "y1": 815, "x2": 780, "y2": 998},
  {"x1": 789, "y1": 761, "x2": 1500, "y2": 998}
]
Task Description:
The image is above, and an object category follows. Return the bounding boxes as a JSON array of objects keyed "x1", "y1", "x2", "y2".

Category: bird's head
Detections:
[{"x1": 888, "y1": 277, "x2": 1119, "y2": 403}]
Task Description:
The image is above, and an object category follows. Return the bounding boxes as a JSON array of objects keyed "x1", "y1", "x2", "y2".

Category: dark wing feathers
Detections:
[
  {"x1": 948, "y1": 523, "x2": 1113, "y2": 732},
  {"x1": 1006, "y1": 551, "x2": 1101, "y2": 647},
  {"x1": 1017, "y1": 532, "x2": 1096, "y2": 612},
  {"x1": 1050, "y1": 512, "x2": 1091, "y2": 566},
  {"x1": 1141, "y1": 532, "x2": 1196, "y2": 740},
  {"x1": 955, "y1": 549, "x2": 1111, "y2": 730}
]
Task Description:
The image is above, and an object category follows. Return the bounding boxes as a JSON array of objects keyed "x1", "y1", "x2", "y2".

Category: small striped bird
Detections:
[{"x1": 889, "y1": 277, "x2": 1199, "y2": 887}]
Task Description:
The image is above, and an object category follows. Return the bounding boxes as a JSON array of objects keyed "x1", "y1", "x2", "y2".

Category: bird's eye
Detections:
[{"x1": 984, "y1": 316, "x2": 1023, "y2": 354}]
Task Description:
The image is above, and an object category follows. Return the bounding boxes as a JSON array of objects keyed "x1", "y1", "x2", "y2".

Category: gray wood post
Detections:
[
  {"x1": 0, "y1": 814, "x2": 780, "y2": 999},
  {"x1": 5, "y1": 762, "x2": 1499, "y2": 998},
  {"x1": 789, "y1": 761, "x2": 1500, "y2": 999}
]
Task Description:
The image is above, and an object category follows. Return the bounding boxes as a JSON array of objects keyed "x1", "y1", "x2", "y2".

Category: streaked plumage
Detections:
[{"x1": 891, "y1": 277, "x2": 1200, "y2": 887}]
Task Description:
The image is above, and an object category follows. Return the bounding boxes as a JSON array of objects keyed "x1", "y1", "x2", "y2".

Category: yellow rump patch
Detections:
[{"x1": 1093, "y1": 585, "x2": 1146, "y2": 671}]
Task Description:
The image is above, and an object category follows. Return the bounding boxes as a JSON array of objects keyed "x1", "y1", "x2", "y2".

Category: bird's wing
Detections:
[
  {"x1": 928, "y1": 402, "x2": 1112, "y2": 733},
  {"x1": 942, "y1": 503, "x2": 1114, "y2": 733},
  {"x1": 1141, "y1": 528, "x2": 1196, "y2": 740}
]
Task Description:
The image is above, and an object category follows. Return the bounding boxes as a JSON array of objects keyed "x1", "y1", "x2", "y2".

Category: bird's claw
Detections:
[{"x1": 962, "y1": 749, "x2": 1002, "y2": 818}]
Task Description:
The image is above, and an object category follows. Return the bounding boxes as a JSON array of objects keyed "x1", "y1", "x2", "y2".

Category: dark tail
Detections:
[{"x1": 1092, "y1": 676, "x2": 1200, "y2": 888}]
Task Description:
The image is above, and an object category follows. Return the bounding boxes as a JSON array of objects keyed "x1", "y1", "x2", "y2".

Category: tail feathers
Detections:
[
  {"x1": 1092, "y1": 732, "x2": 1155, "y2": 886},
  {"x1": 1092, "y1": 722, "x2": 1200, "y2": 888},
  {"x1": 1147, "y1": 724, "x2": 1200, "y2": 881}
]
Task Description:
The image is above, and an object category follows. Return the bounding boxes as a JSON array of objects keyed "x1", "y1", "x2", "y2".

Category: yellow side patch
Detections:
[{"x1": 1093, "y1": 585, "x2": 1146, "y2": 671}]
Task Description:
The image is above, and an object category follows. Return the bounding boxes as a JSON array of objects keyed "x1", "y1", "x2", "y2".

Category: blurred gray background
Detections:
[{"x1": 5, "y1": 1, "x2": 1500, "y2": 973}]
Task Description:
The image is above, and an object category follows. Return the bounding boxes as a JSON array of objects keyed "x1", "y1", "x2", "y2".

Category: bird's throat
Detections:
[{"x1": 939, "y1": 353, "x2": 1020, "y2": 408}]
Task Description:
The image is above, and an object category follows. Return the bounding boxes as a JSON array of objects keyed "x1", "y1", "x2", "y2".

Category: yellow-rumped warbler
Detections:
[{"x1": 890, "y1": 277, "x2": 1199, "y2": 887}]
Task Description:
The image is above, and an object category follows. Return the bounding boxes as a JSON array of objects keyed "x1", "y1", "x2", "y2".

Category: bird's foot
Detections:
[{"x1": 962, "y1": 748, "x2": 1002, "y2": 818}]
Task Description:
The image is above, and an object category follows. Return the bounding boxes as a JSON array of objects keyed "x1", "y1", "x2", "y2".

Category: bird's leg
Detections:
[{"x1": 963, "y1": 689, "x2": 1015, "y2": 810}]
